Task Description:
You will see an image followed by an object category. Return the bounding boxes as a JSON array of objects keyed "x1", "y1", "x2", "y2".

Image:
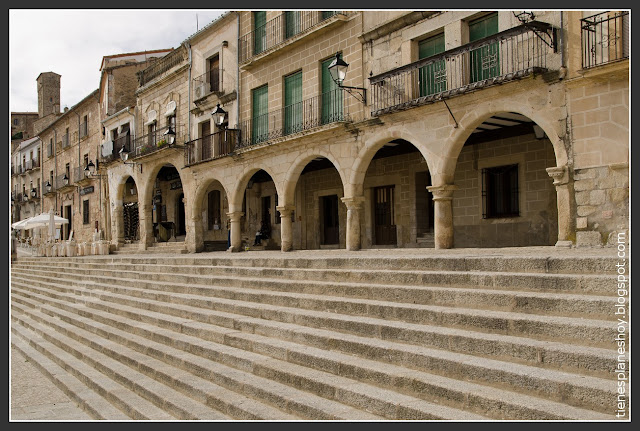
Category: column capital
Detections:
[
  {"x1": 427, "y1": 184, "x2": 458, "y2": 200},
  {"x1": 341, "y1": 196, "x2": 365, "y2": 209},
  {"x1": 276, "y1": 205, "x2": 295, "y2": 216},
  {"x1": 546, "y1": 165, "x2": 570, "y2": 186},
  {"x1": 226, "y1": 211, "x2": 244, "y2": 222}
]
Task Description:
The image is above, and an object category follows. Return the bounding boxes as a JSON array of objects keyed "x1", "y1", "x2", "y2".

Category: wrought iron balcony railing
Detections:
[
  {"x1": 100, "y1": 135, "x2": 131, "y2": 164},
  {"x1": 236, "y1": 89, "x2": 349, "y2": 150},
  {"x1": 239, "y1": 11, "x2": 345, "y2": 63},
  {"x1": 131, "y1": 125, "x2": 185, "y2": 159},
  {"x1": 62, "y1": 133, "x2": 70, "y2": 148},
  {"x1": 184, "y1": 129, "x2": 240, "y2": 167},
  {"x1": 193, "y1": 69, "x2": 224, "y2": 101},
  {"x1": 137, "y1": 47, "x2": 187, "y2": 87},
  {"x1": 581, "y1": 11, "x2": 629, "y2": 69},
  {"x1": 369, "y1": 22, "x2": 557, "y2": 116}
]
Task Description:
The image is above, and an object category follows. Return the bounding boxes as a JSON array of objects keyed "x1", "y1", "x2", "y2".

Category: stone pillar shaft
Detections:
[
  {"x1": 341, "y1": 196, "x2": 365, "y2": 251},
  {"x1": 427, "y1": 185, "x2": 457, "y2": 249},
  {"x1": 546, "y1": 165, "x2": 574, "y2": 247},
  {"x1": 227, "y1": 211, "x2": 244, "y2": 252},
  {"x1": 276, "y1": 205, "x2": 295, "y2": 252}
]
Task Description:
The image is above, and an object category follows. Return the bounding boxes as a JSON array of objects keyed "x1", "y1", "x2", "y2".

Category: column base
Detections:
[{"x1": 555, "y1": 240, "x2": 573, "y2": 248}]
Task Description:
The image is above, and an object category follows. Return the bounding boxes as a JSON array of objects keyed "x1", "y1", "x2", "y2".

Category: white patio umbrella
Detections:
[
  {"x1": 11, "y1": 217, "x2": 33, "y2": 230},
  {"x1": 23, "y1": 212, "x2": 69, "y2": 230}
]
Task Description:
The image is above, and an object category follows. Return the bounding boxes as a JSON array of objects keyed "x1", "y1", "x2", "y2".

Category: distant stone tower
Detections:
[{"x1": 36, "y1": 72, "x2": 61, "y2": 119}]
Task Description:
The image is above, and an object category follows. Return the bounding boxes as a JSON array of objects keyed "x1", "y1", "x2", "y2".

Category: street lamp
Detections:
[
  {"x1": 45, "y1": 181, "x2": 52, "y2": 193},
  {"x1": 211, "y1": 103, "x2": 228, "y2": 128},
  {"x1": 327, "y1": 52, "x2": 367, "y2": 104},
  {"x1": 63, "y1": 174, "x2": 69, "y2": 186},
  {"x1": 31, "y1": 188, "x2": 37, "y2": 198},
  {"x1": 84, "y1": 160, "x2": 96, "y2": 177},
  {"x1": 164, "y1": 125, "x2": 176, "y2": 145},
  {"x1": 119, "y1": 146, "x2": 141, "y2": 172}
]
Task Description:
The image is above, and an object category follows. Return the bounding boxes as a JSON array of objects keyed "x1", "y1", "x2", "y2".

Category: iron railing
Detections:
[
  {"x1": 137, "y1": 47, "x2": 187, "y2": 86},
  {"x1": 184, "y1": 129, "x2": 240, "y2": 166},
  {"x1": 55, "y1": 173, "x2": 72, "y2": 190},
  {"x1": 239, "y1": 11, "x2": 344, "y2": 63},
  {"x1": 62, "y1": 133, "x2": 70, "y2": 148},
  {"x1": 236, "y1": 89, "x2": 349, "y2": 149},
  {"x1": 581, "y1": 11, "x2": 629, "y2": 69},
  {"x1": 369, "y1": 22, "x2": 557, "y2": 116},
  {"x1": 193, "y1": 69, "x2": 224, "y2": 101},
  {"x1": 100, "y1": 134, "x2": 131, "y2": 164},
  {"x1": 131, "y1": 125, "x2": 186, "y2": 159}
]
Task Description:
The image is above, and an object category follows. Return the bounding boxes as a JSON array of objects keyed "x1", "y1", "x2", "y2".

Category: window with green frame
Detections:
[
  {"x1": 284, "y1": 71, "x2": 303, "y2": 135},
  {"x1": 418, "y1": 33, "x2": 446, "y2": 97},
  {"x1": 321, "y1": 11, "x2": 336, "y2": 20},
  {"x1": 254, "y1": 11, "x2": 267, "y2": 54},
  {"x1": 285, "y1": 11, "x2": 301, "y2": 39},
  {"x1": 321, "y1": 54, "x2": 343, "y2": 124},
  {"x1": 469, "y1": 13, "x2": 500, "y2": 83},
  {"x1": 252, "y1": 84, "x2": 269, "y2": 144}
]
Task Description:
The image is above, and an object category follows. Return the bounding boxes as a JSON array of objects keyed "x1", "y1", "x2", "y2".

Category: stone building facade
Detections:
[{"x1": 12, "y1": 10, "x2": 629, "y2": 254}]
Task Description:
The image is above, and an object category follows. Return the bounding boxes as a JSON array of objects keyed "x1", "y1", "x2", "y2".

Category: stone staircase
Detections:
[
  {"x1": 416, "y1": 232, "x2": 435, "y2": 248},
  {"x1": 113, "y1": 240, "x2": 188, "y2": 255},
  {"x1": 10, "y1": 251, "x2": 623, "y2": 420}
]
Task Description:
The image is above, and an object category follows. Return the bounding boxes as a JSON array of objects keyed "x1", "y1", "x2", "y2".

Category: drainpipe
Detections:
[
  {"x1": 53, "y1": 129, "x2": 58, "y2": 213},
  {"x1": 186, "y1": 41, "x2": 192, "y2": 143},
  {"x1": 236, "y1": 12, "x2": 240, "y2": 128}
]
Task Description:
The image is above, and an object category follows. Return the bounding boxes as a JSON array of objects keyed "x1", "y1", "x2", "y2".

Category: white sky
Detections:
[{"x1": 9, "y1": 9, "x2": 227, "y2": 113}]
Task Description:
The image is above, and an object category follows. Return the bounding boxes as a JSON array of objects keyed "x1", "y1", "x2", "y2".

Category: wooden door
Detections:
[{"x1": 373, "y1": 185, "x2": 396, "y2": 245}]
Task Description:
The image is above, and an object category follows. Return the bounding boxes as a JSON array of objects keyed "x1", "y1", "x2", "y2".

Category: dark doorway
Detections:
[
  {"x1": 261, "y1": 196, "x2": 271, "y2": 228},
  {"x1": 177, "y1": 193, "x2": 185, "y2": 236},
  {"x1": 415, "y1": 171, "x2": 434, "y2": 236},
  {"x1": 123, "y1": 202, "x2": 139, "y2": 241},
  {"x1": 63, "y1": 205, "x2": 72, "y2": 240},
  {"x1": 373, "y1": 185, "x2": 396, "y2": 245},
  {"x1": 321, "y1": 195, "x2": 339, "y2": 245}
]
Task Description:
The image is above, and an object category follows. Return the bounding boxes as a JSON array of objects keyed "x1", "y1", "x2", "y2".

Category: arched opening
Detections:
[
  {"x1": 151, "y1": 164, "x2": 185, "y2": 243},
  {"x1": 291, "y1": 157, "x2": 345, "y2": 249},
  {"x1": 452, "y1": 112, "x2": 558, "y2": 247},
  {"x1": 361, "y1": 139, "x2": 432, "y2": 248},
  {"x1": 198, "y1": 179, "x2": 230, "y2": 252},
  {"x1": 122, "y1": 176, "x2": 139, "y2": 243},
  {"x1": 243, "y1": 169, "x2": 279, "y2": 250}
]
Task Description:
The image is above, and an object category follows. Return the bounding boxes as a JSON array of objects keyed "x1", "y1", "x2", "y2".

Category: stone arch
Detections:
[
  {"x1": 191, "y1": 176, "x2": 231, "y2": 219},
  {"x1": 348, "y1": 129, "x2": 437, "y2": 198},
  {"x1": 437, "y1": 102, "x2": 568, "y2": 185},
  {"x1": 229, "y1": 165, "x2": 283, "y2": 210},
  {"x1": 283, "y1": 151, "x2": 347, "y2": 206}
]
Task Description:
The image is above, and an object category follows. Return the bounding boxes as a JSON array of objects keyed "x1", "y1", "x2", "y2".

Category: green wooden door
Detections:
[
  {"x1": 321, "y1": 55, "x2": 343, "y2": 124},
  {"x1": 284, "y1": 71, "x2": 303, "y2": 135},
  {"x1": 252, "y1": 85, "x2": 268, "y2": 144},
  {"x1": 285, "y1": 11, "x2": 301, "y2": 39},
  {"x1": 254, "y1": 11, "x2": 266, "y2": 54},
  {"x1": 418, "y1": 33, "x2": 446, "y2": 97},
  {"x1": 469, "y1": 13, "x2": 499, "y2": 83},
  {"x1": 322, "y1": 11, "x2": 336, "y2": 20}
]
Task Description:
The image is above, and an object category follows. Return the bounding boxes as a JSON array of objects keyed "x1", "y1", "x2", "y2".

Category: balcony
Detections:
[
  {"x1": 369, "y1": 22, "x2": 557, "y2": 117},
  {"x1": 185, "y1": 129, "x2": 240, "y2": 167},
  {"x1": 100, "y1": 135, "x2": 131, "y2": 164},
  {"x1": 239, "y1": 11, "x2": 349, "y2": 65},
  {"x1": 62, "y1": 134, "x2": 70, "y2": 148},
  {"x1": 131, "y1": 125, "x2": 185, "y2": 159},
  {"x1": 191, "y1": 69, "x2": 237, "y2": 110},
  {"x1": 56, "y1": 173, "x2": 75, "y2": 193},
  {"x1": 581, "y1": 11, "x2": 629, "y2": 69},
  {"x1": 236, "y1": 89, "x2": 349, "y2": 150},
  {"x1": 137, "y1": 47, "x2": 187, "y2": 87}
]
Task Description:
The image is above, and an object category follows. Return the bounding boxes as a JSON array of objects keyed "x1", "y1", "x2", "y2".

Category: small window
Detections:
[
  {"x1": 482, "y1": 164, "x2": 519, "y2": 218},
  {"x1": 13, "y1": 119, "x2": 18, "y2": 125},
  {"x1": 208, "y1": 190, "x2": 221, "y2": 230},
  {"x1": 83, "y1": 200, "x2": 90, "y2": 224}
]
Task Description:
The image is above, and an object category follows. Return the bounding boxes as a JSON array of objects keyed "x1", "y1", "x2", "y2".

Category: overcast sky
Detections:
[{"x1": 9, "y1": 9, "x2": 227, "y2": 113}]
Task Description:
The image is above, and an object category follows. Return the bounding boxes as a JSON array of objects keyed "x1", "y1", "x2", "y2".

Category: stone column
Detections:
[
  {"x1": 426, "y1": 184, "x2": 458, "y2": 249},
  {"x1": 546, "y1": 165, "x2": 575, "y2": 247},
  {"x1": 111, "y1": 199, "x2": 125, "y2": 247},
  {"x1": 226, "y1": 211, "x2": 244, "y2": 252},
  {"x1": 188, "y1": 212, "x2": 204, "y2": 253},
  {"x1": 276, "y1": 205, "x2": 295, "y2": 252},
  {"x1": 139, "y1": 203, "x2": 154, "y2": 250},
  {"x1": 341, "y1": 196, "x2": 365, "y2": 251}
]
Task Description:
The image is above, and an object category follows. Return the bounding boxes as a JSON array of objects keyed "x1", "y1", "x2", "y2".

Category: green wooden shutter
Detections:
[
  {"x1": 284, "y1": 71, "x2": 303, "y2": 135},
  {"x1": 252, "y1": 85, "x2": 268, "y2": 144},
  {"x1": 469, "y1": 13, "x2": 499, "y2": 83},
  {"x1": 321, "y1": 55, "x2": 343, "y2": 124},
  {"x1": 322, "y1": 11, "x2": 336, "y2": 20},
  {"x1": 254, "y1": 11, "x2": 266, "y2": 54},
  {"x1": 285, "y1": 11, "x2": 301, "y2": 39},
  {"x1": 418, "y1": 33, "x2": 446, "y2": 97}
]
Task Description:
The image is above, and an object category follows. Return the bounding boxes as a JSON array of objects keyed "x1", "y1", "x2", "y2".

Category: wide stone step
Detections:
[
  {"x1": 11, "y1": 302, "x2": 307, "y2": 420},
  {"x1": 12, "y1": 263, "x2": 613, "y2": 320},
  {"x1": 11, "y1": 274, "x2": 616, "y2": 379},
  {"x1": 14, "y1": 252, "x2": 617, "y2": 275},
  {"x1": 11, "y1": 269, "x2": 615, "y2": 349},
  {"x1": 11, "y1": 279, "x2": 618, "y2": 416},
  {"x1": 11, "y1": 321, "x2": 220, "y2": 420},
  {"x1": 11, "y1": 292, "x2": 474, "y2": 420},
  {"x1": 11, "y1": 333, "x2": 131, "y2": 420}
]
